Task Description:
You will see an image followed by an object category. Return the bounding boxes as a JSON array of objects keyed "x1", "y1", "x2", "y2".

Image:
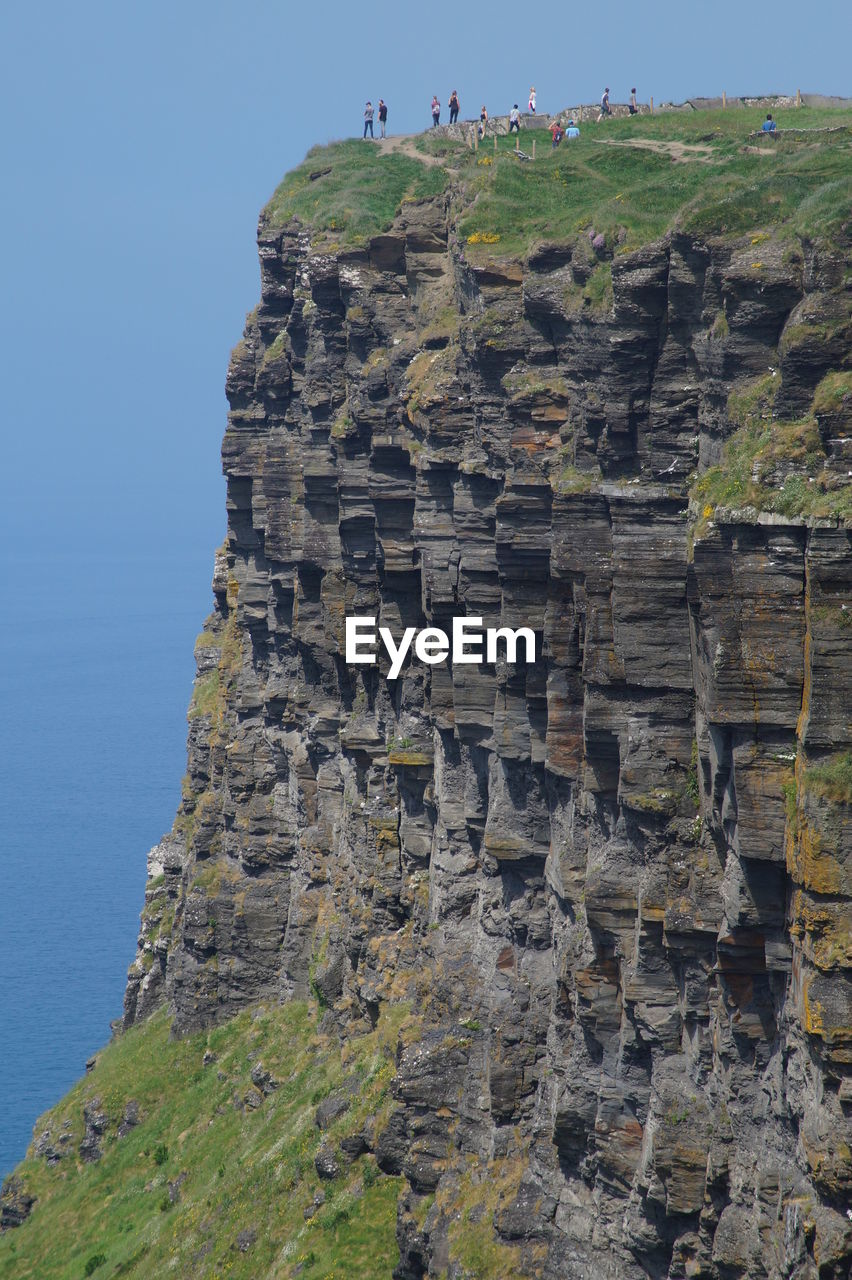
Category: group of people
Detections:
[
  {"x1": 597, "y1": 87, "x2": 638, "y2": 120},
  {"x1": 363, "y1": 85, "x2": 644, "y2": 140},
  {"x1": 549, "y1": 118, "x2": 581, "y2": 147},
  {"x1": 362, "y1": 99, "x2": 388, "y2": 138},
  {"x1": 431, "y1": 91, "x2": 462, "y2": 126}
]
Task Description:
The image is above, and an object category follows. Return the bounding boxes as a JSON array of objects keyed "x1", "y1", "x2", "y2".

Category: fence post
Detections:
[
  {"x1": 494, "y1": 135, "x2": 497, "y2": 153},
  {"x1": 796, "y1": 88, "x2": 802, "y2": 107},
  {"x1": 532, "y1": 139, "x2": 536, "y2": 161},
  {"x1": 650, "y1": 96, "x2": 654, "y2": 114},
  {"x1": 515, "y1": 134, "x2": 519, "y2": 153},
  {"x1": 722, "y1": 90, "x2": 726, "y2": 109}
]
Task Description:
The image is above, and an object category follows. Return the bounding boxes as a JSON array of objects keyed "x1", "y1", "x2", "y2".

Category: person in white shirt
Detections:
[{"x1": 509, "y1": 104, "x2": 520, "y2": 133}]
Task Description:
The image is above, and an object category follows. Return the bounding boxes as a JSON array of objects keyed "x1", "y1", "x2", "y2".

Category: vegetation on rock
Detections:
[{"x1": 0, "y1": 1001, "x2": 407, "y2": 1279}]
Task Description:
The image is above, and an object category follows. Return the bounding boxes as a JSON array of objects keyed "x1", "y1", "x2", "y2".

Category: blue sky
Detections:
[{"x1": 0, "y1": 0, "x2": 848, "y2": 565}]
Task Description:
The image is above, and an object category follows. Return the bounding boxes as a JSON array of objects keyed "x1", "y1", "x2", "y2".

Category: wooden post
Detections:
[
  {"x1": 532, "y1": 139, "x2": 536, "y2": 161},
  {"x1": 722, "y1": 90, "x2": 726, "y2": 109},
  {"x1": 494, "y1": 135, "x2": 497, "y2": 153},
  {"x1": 474, "y1": 129, "x2": 478, "y2": 152},
  {"x1": 650, "y1": 96, "x2": 654, "y2": 114},
  {"x1": 796, "y1": 88, "x2": 802, "y2": 107},
  {"x1": 515, "y1": 134, "x2": 519, "y2": 153}
]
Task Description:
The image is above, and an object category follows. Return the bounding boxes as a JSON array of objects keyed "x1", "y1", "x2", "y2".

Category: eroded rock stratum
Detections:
[{"x1": 124, "y1": 182, "x2": 851, "y2": 1277}]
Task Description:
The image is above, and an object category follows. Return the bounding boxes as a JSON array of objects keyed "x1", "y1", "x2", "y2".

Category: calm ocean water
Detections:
[{"x1": 0, "y1": 550, "x2": 212, "y2": 1178}]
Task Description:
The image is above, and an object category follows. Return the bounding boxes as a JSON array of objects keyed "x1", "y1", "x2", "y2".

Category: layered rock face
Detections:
[{"x1": 125, "y1": 196, "x2": 851, "y2": 1278}]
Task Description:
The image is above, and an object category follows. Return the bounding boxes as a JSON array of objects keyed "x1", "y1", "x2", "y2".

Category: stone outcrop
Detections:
[{"x1": 122, "y1": 187, "x2": 852, "y2": 1278}]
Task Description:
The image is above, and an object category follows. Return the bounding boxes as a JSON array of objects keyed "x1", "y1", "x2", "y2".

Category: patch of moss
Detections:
[
  {"x1": 690, "y1": 373, "x2": 852, "y2": 533},
  {"x1": 711, "y1": 310, "x2": 729, "y2": 339},
  {"x1": 260, "y1": 331, "x2": 288, "y2": 366},
  {"x1": 553, "y1": 465, "x2": 598, "y2": 495},
  {"x1": 404, "y1": 345, "x2": 458, "y2": 416},
  {"x1": 625, "y1": 788, "x2": 681, "y2": 818},
  {"x1": 685, "y1": 741, "x2": 700, "y2": 808},
  {"x1": 440, "y1": 1156, "x2": 524, "y2": 1280},
  {"x1": 812, "y1": 369, "x2": 852, "y2": 417},
  {"x1": 583, "y1": 260, "x2": 613, "y2": 312},
  {"x1": 804, "y1": 752, "x2": 852, "y2": 806},
  {"x1": 188, "y1": 669, "x2": 220, "y2": 719}
]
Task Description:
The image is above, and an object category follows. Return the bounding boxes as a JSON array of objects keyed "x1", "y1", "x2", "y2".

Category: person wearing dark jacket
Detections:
[
  {"x1": 378, "y1": 99, "x2": 388, "y2": 138},
  {"x1": 449, "y1": 90, "x2": 460, "y2": 124},
  {"x1": 363, "y1": 101, "x2": 374, "y2": 138}
]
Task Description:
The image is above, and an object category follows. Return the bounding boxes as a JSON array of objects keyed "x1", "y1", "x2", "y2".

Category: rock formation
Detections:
[{"x1": 110, "y1": 148, "x2": 852, "y2": 1279}]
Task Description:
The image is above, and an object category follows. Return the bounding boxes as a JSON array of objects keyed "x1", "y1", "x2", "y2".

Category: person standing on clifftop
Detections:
[
  {"x1": 449, "y1": 90, "x2": 460, "y2": 124},
  {"x1": 479, "y1": 105, "x2": 488, "y2": 137},
  {"x1": 509, "y1": 104, "x2": 520, "y2": 133},
  {"x1": 363, "y1": 101, "x2": 374, "y2": 138},
  {"x1": 597, "y1": 87, "x2": 611, "y2": 121},
  {"x1": 378, "y1": 99, "x2": 388, "y2": 138},
  {"x1": 529, "y1": 86, "x2": 536, "y2": 113},
  {"x1": 431, "y1": 95, "x2": 441, "y2": 127},
  {"x1": 629, "y1": 87, "x2": 638, "y2": 115}
]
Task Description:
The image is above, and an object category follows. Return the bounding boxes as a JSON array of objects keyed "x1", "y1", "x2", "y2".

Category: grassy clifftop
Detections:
[{"x1": 264, "y1": 105, "x2": 851, "y2": 256}]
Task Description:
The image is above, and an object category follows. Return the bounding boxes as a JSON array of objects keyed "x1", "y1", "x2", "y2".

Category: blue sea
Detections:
[{"x1": 0, "y1": 550, "x2": 213, "y2": 1179}]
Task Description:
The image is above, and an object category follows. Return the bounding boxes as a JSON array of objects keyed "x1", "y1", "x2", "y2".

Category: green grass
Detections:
[
  {"x1": 264, "y1": 140, "x2": 448, "y2": 242},
  {"x1": 188, "y1": 669, "x2": 220, "y2": 719},
  {"x1": 813, "y1": 370, "x2": 852, "y2": 417},
  {"x1": 804, "y1": 752, "x2": 852, "y2": 806},
  {"x1": 0, "y1": 1001, "x2": 409, "y2": 1280},
  {"x1": 690, "y1": 375, "x2": 852, "y2": 532},
  {"x1": 454, "y1": 108, "x2": 852, "y2": 256},
  {"x1": 260, "y1": 108, "x2": 851, "y2": 258}
]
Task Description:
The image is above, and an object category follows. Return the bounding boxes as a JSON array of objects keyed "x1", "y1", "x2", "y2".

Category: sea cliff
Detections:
[{"x1": 3, "y1": 104, "x2": 851, "y2": 1280}]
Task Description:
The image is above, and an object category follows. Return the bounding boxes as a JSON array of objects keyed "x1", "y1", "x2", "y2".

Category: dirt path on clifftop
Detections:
[
  {"x1": 378, "y1": 133, "x2": 717, "y2": 167},
  {"x1": 375, "y1": 135, "x2": 447, "y2": 166},
  {"x1": 598, "y1": 137, "x2": 716, "y2": 162}
]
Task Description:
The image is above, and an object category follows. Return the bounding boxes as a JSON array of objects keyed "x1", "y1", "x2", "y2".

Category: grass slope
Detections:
[
  {"x1": 264, "y1": 139, "x2": 448, "y2": 242},
  {"x1": 0, "y1": 1002, "x2": 410, "y2": 1280},
  {"x1": 262, "y1": 107, "x2": 851, "y2": 254},
  {"x1": 454, "y1": 107, "x2": 851, "y2": 255}
]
